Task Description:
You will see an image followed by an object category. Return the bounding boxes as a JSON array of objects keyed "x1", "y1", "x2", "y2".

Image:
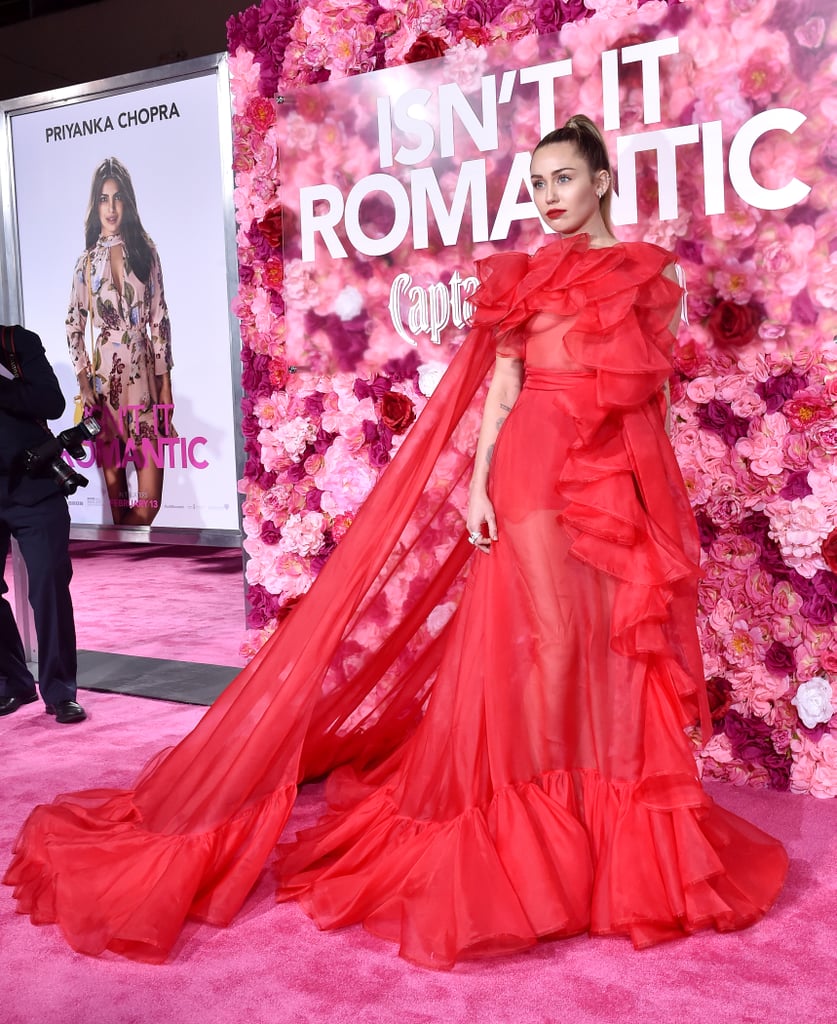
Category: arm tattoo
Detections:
[
  {"x1": 499, "y1": 403, "x2": 512, "y2": 412},
  {"x1": 486, "y1": 443, "x2": 495, "y2": 466}
]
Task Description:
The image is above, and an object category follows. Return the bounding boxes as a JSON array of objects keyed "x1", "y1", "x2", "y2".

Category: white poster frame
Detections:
[{"x1": 0, "y1": 53, "x2": 244, "y2": 548}]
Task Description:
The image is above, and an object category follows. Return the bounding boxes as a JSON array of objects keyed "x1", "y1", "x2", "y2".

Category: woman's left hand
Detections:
[{"x1": 465, "y1": 489, "x2": 497, "y2": 554}]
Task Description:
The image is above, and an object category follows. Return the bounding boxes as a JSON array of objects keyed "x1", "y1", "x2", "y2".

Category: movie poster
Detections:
[{"x1": 5, "y1": 62, "x2": 240, "y2": 532}]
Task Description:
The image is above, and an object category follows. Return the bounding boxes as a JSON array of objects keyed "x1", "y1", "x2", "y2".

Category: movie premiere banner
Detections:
[
  {"x1": 4, "y1": 61, "x2": 241, "y2": 532},
  {"x1": 277, "y1": 8, "x2": 830, "y2": 379}
]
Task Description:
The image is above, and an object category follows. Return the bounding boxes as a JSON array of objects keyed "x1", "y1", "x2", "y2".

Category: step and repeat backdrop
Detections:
[{"x1": 229, "y1": 0, "x2": 837, "y2": 793}]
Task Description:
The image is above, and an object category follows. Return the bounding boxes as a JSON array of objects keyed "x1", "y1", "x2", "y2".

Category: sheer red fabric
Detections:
[{"x1": 4, "y1": 235, "x2": 787, "y2": 967}]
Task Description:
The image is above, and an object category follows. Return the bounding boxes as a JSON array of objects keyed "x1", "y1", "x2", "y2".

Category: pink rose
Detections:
[
  {"x1": 708, "y1": 595, "x2": 736, "y2": 633},
  {"x1": 811, "y1": 423, "x2": 837, "y2": 455},
  {"x1": 330, "y1": 513, "x2": 354, "y2": 541},
  {"x1": 714, "y1": 261, "x2": 758, "y2": 304},
  {"x1": 782, "y1": 431, "x2": 811, "y2": 470},
  {"x1": 743, "y1": 568, "x2": 774, "y2": 606},
  {"x1": 722, "y1": 620, "x2": 768, "y2": 667},
  {"x1": 678, "y1": 461, "x2": 711, "y2": 505},
  {"x1": 772, "y1": 581, "x2": 804, "y2": 615},
  {"x1": 770, "y1": 613, "x2": 804, "y2": 645},
  {"x1": 686, "y1": 376, "x2": 717, "y2": 404},
  {"x1": 315, "y1": 437, "x2": 379, "y2": 516},
  {"x1": 280, "y1": 512, "x2": 326, "y2": 558},
  {"x1": 707, "y1": 494, "x2": 745, "y2": 528},
  {"x1": 732, "y1": 666, "x2": 789, "y2": 719}
]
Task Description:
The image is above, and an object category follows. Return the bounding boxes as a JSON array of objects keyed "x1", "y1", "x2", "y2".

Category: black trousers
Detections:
[{"x1": 0, "y1": 490, "x2": 77, "y2": 705}]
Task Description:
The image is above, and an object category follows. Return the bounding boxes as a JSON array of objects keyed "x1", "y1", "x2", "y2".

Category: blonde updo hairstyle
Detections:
[{"x1": 533, "y1": 115, "x2": 614, "y2": 233}]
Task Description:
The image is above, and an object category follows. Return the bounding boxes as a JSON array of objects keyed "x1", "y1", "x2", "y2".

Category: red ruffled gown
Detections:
[{"x1": 4, "y1": 235, "x2": 787, "y2": 968}]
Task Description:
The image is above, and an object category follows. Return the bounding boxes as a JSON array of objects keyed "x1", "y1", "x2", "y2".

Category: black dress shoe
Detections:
[
  {"x1": 45, "y1": 700, "x2": 87, "y2": 724},
  {"x1": 0, "y1": 693, "x2": 38, "y2": 716}
]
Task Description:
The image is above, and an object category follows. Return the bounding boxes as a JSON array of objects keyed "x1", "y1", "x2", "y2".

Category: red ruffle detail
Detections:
[
  {"x1": 275, "y1": 658, "x2": 786, "y2": 971},
  {"x1": 277, "y1": 771, "x2": 786, "y2": 970},
  {"x1": 279, "y1": 775, "x2": 785, "y2": 971},
  {"x1": 6, "y1": 784, "x2": 297, "y2": 961},
  {"x1": 471, "y1": 233, "x2": 680, "y2": 412}
]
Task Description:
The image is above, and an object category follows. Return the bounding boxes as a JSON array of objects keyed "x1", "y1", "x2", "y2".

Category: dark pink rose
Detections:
[
  {"x1": 260, "y1": 521, "x2": 282, "y2": 545},
  {"x1": 764, "y1": 641, "x2": 795, "y2": 677},
  {"x1": 780, "y1": 471, "x2": 812, "y2": 500},
  {"x1": 725, "y1": 709, "x2": 775, "y2": 762}
]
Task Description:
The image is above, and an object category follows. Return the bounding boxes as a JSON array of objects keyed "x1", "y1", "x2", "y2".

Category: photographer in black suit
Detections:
[{"x1": 0, "y1": 324, "x2": 85, "y2": 723}]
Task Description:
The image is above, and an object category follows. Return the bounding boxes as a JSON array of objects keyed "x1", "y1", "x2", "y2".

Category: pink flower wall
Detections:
[{"x1": 226, "y1": 0, "x2": 837, "y2": 796}]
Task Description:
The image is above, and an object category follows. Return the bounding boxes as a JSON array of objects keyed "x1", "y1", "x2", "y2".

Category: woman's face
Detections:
[
  {"x1": 98, "y1": 178, "x2": 124, "y2": 237},
  {"x1": 529, "y1": 142, "x2": 607, "y2": 237}
]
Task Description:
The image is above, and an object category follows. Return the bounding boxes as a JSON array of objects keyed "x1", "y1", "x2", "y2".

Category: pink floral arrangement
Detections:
[{"x1": 226, "y1": 0, "x2": 837, "y2": 795}]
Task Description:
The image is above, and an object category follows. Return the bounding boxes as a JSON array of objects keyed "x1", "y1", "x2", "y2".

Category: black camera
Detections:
[{"x1": 22, "y1": 417, "x2": 102, "y2": 496}]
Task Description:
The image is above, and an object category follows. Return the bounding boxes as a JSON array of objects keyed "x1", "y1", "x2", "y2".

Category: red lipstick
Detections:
[{"x1": 547, "y1": 209, "x2": 565, "y2": 220}]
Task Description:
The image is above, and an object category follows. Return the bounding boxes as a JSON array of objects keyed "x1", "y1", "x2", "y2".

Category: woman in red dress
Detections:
[{"x1": 4, "y1": 117, "x2": 787, "y2": 968}]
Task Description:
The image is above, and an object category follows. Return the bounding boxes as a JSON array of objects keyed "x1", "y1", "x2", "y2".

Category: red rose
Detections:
[
  {"x1": 258, "y1": 206, "x2": 284, "y2": 248},
  {"x1": 263, "y1": 258, "x2": 284, "y2": 291},
  {"x1": 705, "y1": 676, "x2": 733, "y2": 724},
  {"x1": 404, "y1": 33, "x2": 448, "y2": 63},
  {"x1": 380, "y1": 391, "x2": 416, "y2": 434},
  {"x1": 707, "y1": 300, "x2": 760, "y2": 348},
  {"x1": 822, "y1": 528, "x2": 837, "y2": 573}
]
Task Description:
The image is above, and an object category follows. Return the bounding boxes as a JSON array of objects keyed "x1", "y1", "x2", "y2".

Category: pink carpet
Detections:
[
  {"x1": 1, "y1": 689, "x2": 835, "y2": 1024},
  {"x1": 6, "y1": 540, "x2": 248, "y2": 668}
]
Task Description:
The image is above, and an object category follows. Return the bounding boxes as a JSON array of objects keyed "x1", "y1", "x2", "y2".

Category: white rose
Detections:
[
  {"x1": 333, "y1": 286, "x2": 364, "y2": 321},
  {"x1": 791, "y1": 676, "x2": 835, "y2": 729},
  {"x1": 417, "y1": 361, "x2": 448, "y2": 397}
]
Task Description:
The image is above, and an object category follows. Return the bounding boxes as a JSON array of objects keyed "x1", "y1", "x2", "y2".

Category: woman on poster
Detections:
[
  {"x1": 66, "y1": 156, "x2": 174, "y2": 526},
  {"x1": 6, "y1": 118, "x2": 787, "y2": 966}
]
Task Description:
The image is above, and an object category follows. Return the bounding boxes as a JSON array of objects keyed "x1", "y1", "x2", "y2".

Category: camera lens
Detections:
[{"x1": 48, "y1": 458, "x2": 88, "y2": 496}]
